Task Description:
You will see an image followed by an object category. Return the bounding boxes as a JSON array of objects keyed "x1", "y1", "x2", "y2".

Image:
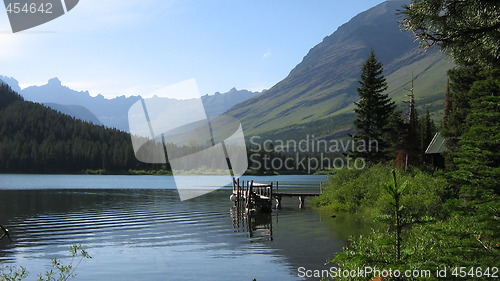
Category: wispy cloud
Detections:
[{"x1": 262, "y1": 49, "x2": 272, "y2": 59}]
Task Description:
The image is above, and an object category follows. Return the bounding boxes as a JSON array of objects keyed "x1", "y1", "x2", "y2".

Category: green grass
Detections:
[
  {"x1": 318, "y1": 164, "x2": 498, "y2": 281},
  {"x1": 312, "y1": 164, "x2": 449, "y2": 220},
  {"x1": 234, "y1": 51, "x2": 452, "y2": 140}
]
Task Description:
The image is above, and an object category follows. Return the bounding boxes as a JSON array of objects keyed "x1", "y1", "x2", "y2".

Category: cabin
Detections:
[{"x1": 425, "y1": 132, "x2": 447, "y2": 169}]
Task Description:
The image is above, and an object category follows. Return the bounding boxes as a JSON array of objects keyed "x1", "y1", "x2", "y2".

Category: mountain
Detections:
[
  {"x1": 1, "y1": 76, "x2": 260, "y2": 132},
  {"x1": 0, "y1": 75, "x2": 21, "y2": 93},
  {"x1": 20, "y1": 78, "x2": 140, "y2": 132},
  {"x1": 202, "y1": 88, "x2": 261, "y2": 118},
  {"x1": 226, "y1": 0, "x2": 453, "y2": 141}
]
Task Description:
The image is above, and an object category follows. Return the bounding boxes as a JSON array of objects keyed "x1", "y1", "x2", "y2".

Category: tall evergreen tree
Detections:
[
  {"x1": 442, "y1": 65, "x2": 494, "y2": 170},
  {"x1": 451, "y1": 70, "x2": 500, "y2": 199},
  {"x1": 401, "y1": 92, "x2": 420, "y2": 168},
  {"x1": 447, "y1": 71, "x2": 500, "y2": 263},
  {"x1": 351, "y1": 51, "x2": 396, "y2": 162},
  {"x1": 417, "y1": 108, "x2": 436, "y2": 164}
]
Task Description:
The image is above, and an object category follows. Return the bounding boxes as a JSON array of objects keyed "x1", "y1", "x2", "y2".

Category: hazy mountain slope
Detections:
[
  {"x1": 202, "y1": 88, "x2": 260, "y2": 118},
  {"x1": 21, "y1": 78, "x2": 140, "y2": 132},
  {"x1": 9, "y1": 77, "x2": 260, "y2": 132},
  {"x1": 0, "y1": 75, "x2": 21, "y2": 93},
  {"x1": 43, "y1": 103, "x2": 103, "y2": 126},
  {"x1": 226, "y1": 0, "x2": 453, "y2": 140}
]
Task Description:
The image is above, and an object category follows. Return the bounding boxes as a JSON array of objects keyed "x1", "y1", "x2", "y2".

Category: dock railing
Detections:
[{"x1": 232, "y1": 179, "x2": 321, "y2": 210}]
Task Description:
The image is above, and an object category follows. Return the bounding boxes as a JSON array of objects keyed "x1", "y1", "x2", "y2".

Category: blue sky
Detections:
[{"x1": 0, "y1": 0, "x2": 385, "y2": 98}]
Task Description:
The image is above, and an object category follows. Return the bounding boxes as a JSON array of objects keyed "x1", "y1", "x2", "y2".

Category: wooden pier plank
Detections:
[{"x1": 232, "y1": 179, "x2": 321, "y2": 210}]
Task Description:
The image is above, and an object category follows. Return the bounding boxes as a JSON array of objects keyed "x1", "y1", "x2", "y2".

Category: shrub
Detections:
[
  {"x1": 313, "y1": 164, "x2": 448, "y2": 220},
  {"x1": 0, "y1": 245, "x2": 91, "y2": 281}
]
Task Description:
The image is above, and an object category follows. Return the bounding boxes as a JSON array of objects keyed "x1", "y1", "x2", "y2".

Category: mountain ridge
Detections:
[
  {"x1": 0, "y1": 76, "x2": 261, "y2": 132},
  {"x1": 226, "y1": 0, "x2": 453, "y2": 141}
]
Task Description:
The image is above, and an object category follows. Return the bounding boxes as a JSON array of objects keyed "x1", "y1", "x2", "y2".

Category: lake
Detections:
[{"x1": 0, "y1": 174, "x2": 373, "y2": 280}]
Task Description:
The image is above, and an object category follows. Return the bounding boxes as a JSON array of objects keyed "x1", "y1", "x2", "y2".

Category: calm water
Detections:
[{"x1": 0, "y1": 174, "x2": 373, "y2": 281}]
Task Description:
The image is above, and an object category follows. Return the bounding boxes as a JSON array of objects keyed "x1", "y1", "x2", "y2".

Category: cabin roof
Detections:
[{"x1": 425, "y1": 132, "x2": 448, "y2": 154}]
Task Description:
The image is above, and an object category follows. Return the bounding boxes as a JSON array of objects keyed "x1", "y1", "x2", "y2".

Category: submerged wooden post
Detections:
[
  {"x1": 275, "y1": 195, "x2": 282, "y2": 209},
  {"x1": 299, "y1": 196, "x2": 305, "y2": 209},
  {"x1": 247, "y1": 181, "x2": 254, "y2": 211},
  {"x1": 245, "y1": 181, "x2": 248, "y2": 198},
  {"x1": 237, "y1": 178, "x2": 240, "y2": 202}
]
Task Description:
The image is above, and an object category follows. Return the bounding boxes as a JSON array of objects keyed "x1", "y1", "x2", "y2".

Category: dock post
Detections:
[
  {"x1": 237, "y1": 178, "x2": 240, "y2": 202},
  {"x1": 275, "y1": 195, "x2": 282, "y2": 209},
  {"x1": 299, "y1": 196, "x2": 305, "y2": 209},
  {"x1": 270, "y1": 182, "x2": 273, "y2": 199},
  {"x1": 246, "y1": 181, "x2": 254, "y2": 211}
]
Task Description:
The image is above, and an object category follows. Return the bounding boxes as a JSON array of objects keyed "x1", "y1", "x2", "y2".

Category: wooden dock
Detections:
[
  {"x1": 273, "y1": 192, "x2": 320, "y2": 209},
  {"x1": 231, "y1": 179, "x2": 321, "y2": 211}
]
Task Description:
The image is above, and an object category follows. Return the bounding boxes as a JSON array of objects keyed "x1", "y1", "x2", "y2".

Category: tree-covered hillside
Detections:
[{"x1": 0, "y1": 84, "x2": 147, "y2": 173}]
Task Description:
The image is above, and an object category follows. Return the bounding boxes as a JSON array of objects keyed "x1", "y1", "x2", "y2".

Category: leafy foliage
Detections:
[
  {"x1": 0, "y1": 266, "x2": 27, "y2": 281},
  {"x1": 0, "y1": 245, "x2": 91, "y2": 281},
  {"x1": 401, "y1": 0, "x2": 500, "y2": 67},
  {"x1": 379, "y1": 170, "x2": 408, "y2": 260},
  {"x1": 329, "y1": 169, "x2": 441, "y2": 280},
  {"x1": 333, "y1": 216, "x2": 499, "y2": 281},
  {"x1": 327, "y1": 169, "x2": 498, "y2": 281},
  {"x1": 38, "y1": 245, "x2": 92, "y2": 281},
  {"x1": 313, "y1": 165, "x2": 448, "y2": 221}
]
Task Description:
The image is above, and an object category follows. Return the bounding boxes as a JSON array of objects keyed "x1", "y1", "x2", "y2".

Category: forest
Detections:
[{"x1": 0, "y1": 84, "x2": 155, "y2": 173}]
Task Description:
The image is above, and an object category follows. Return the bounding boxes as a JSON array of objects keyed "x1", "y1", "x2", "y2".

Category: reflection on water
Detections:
[
  {"x1": 231, "y1": 205, "x2": 273, "y2": 242},
  {"x1": 0, "y1": 174, "x2": 375, "y2": 280}
]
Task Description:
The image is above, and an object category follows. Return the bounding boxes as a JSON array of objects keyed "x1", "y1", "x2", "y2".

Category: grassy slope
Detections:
[
  {"x1": 226, "y1": 1, "x2": 454, "y2": 141},
  {"x1": 243, "y1": 50, "x2": 453, "y2": 141},
  {"x1": 334, "y1": 50, "x2": 454, "y2": 120}
]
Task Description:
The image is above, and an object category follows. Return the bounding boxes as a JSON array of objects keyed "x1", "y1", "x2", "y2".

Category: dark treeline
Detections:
[{"x1": 0, "y1": 84, "x2": 157, "y2": 173}]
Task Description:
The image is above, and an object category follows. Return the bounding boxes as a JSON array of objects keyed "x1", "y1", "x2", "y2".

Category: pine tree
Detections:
[
  {"x1": 401, "y1": 92, "x2": 419, "y2": 168},
  {"x1": 417, "y1": 109, "x2": 436, "y2": 164},
  {"x1": 451, "y1": 70, "x2": 500, "y2": 200},
  {"x1": 448, "y1": 72, "x2": 500, "y2": 260},
  {"x1": 443, "y1": 65, "x2": 494, "y2": 170},
  {"x1": 401, "y1": 0, "x2": 500, "y2": 68},
  {"x1": 351, "y1": 51, "x2": 396, "y2": 162},
  {"x1": 443, "y1": 66, "x2": 483, "y2": 143}
]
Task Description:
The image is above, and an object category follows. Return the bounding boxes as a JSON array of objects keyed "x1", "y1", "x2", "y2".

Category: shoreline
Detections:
[{"x1": 0, "y1": 169, "x2": 333, "y2": 176}]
